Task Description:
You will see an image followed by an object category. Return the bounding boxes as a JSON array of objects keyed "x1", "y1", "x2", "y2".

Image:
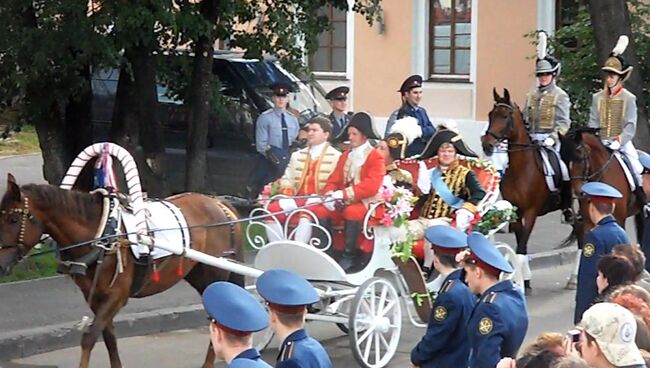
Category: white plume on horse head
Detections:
[
  {"x1": 612, "y1": 35, "x2": 629, "y2": 56},
  {"x1": 437, "y1": 119, "x2": 459, "y2": 133},
  {"x1": 536, "y1": 31, "x2": 547, "y2": 60},
  {"x1": 389, "y1": 116, "x2": 422, "y2": 144}
]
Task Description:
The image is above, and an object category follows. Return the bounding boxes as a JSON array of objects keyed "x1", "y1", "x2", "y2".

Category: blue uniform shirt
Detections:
[
  {"x1": 574, "y1": 215, "x2": 629, "y2": 323},
  {"x1": 411, "y1": 269, "x2": 476, "y2": 368},
  {"x1": 467, "y1": 280, "x2": 528, "y2": 368},
  {"x1": 277, "y1": 329, "x2": 332, "y2": 368},
  {"x1": 255, "y1": 108, "x2": 299, "y2": 155},
  {"x1": 385, "y1": 103, "x2": 435, "y2": 156},
  {"x1": 230, "y1": 348, "x2": 272, "y2": 368}
]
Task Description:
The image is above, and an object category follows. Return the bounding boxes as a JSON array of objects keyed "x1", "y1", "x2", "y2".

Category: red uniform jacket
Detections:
[{"x1": 323, "y1": 144, "x2": 386, "y2": 204}]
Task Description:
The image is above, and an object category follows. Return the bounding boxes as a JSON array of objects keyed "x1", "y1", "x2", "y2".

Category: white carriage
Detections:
[{"x1": 59, "y1": 143, "x2": 521, "y2": 368}]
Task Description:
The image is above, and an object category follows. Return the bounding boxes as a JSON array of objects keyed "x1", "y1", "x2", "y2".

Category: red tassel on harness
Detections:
[
  {"x1": 152, "y1": 263, "x2": 160, "y2": 282},
  {"x1": 177, "y1": 260, "x2": 184, "y2": 276}
]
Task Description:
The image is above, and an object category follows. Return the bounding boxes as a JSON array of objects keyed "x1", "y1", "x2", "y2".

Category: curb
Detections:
[
  {"x1": 0, "y1": 304, "x2": 206, "y2": 361},
  {"x1": 0, "y1": 249, "x2": 580, "y2": 362},
  {"x1": 0, "y1": 152, "x2": 40, "y2": 161},
  {"x1": 530, "y1": 247, "x2": 579, "y2": 270}
]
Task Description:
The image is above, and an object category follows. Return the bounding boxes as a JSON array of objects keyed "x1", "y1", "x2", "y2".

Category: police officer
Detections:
[
  {"x1": 246, "y1": 82, "x2": 300, "y2": 199},
  {"x1": 639, "y1": 152, "x2": 650, "y2": 270},
  {"x1": 325, "y1": 86, "x2": 353, "y2": 142},
  {"x1": 385, "y1": 75, "x2": 436, "y2": 156},
  {"x1": 411, "y1": 225, "x2": 476, "y2": 368},
  {"x1": 574, "y1": 182, "x2": 630, "y2": 323},
  {"x1": 524, "y1": 31, "x2": 573, "y2": 223},
  {"x1": 202, "y1": 282, "x2": 272, "y2": 367},
  {"x1": 458, "y1": 232, "x2": 528, "y2": 368},
  {"x1": 256, "y1": 269, "x2": 332, "y2": 368}
]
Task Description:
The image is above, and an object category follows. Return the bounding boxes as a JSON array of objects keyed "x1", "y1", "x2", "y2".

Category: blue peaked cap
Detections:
[
  {"x1": 467, "y1": 232, "x2": 513, "y2": 273},
  {"x1": 424, "y1": 225, "x2": 467, "y2": 249},
  {"x1": 639, "y1": 151, "x2": 650, "y2": 171},
  {"x1": 202, "y1": 282, "x2": 268, "y2": 333},
  {"x1": 581, "y1": 182, "x2": 622, "y2": 199},
  {"x1": 229, "y1": 359, "x2": 271, "y2": 368},
  {"x1": 256, "y1": 269, "x2": 319, "y2": 306}
]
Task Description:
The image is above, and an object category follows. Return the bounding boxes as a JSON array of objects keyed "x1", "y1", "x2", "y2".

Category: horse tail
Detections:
[{"x1": 557, "y1": 220, "x2": 580, "y2": 249}]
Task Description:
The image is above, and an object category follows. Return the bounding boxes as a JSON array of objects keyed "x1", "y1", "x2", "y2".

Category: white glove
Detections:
[
  {"x1": 543, "y1": 137, "x2": 555, "y2": 148},
  {"x1": 278, "y1": 198, "x2": 298, "y2": 212},
  {"x1": 323, "y1": 197, "x2": 337, "y2": 211},
  {"x1": 305, "y1": 196, "x2": 322, "y2": 206},
  {"x1": 609, "y1": 140, "x2": 621, "y2": 150},
  {"x1": 331, "y1": 190, "x2": 344, "y2": 200},
  {"x1": 417, "y1": 161, "x2": 431, "y2": 194},
  {"x1": 455, "y1": 208, "x2": 474, "y2": 231}
]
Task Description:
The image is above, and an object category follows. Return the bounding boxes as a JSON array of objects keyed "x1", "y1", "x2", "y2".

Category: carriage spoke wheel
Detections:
[{"x1": 349, "y1": 277, "x2": 402, "y2": 368}]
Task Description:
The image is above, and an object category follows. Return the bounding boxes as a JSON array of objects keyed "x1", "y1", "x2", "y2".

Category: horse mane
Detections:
[
  {"x1": 562, "y1": 127, "x2": 606, "y2": 163},
  {"x1": 20, "y1": 184, "x2": 103, "y2": 222}
]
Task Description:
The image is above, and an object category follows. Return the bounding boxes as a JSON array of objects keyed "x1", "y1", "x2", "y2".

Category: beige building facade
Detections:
[{"x1": 313, "y1": 0, "x2": 563, "y2": 152}]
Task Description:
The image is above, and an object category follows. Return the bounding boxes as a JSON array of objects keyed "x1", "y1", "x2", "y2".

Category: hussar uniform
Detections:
[{"x1": 587, "y1": 35, "x2": 643, "y2": 182}]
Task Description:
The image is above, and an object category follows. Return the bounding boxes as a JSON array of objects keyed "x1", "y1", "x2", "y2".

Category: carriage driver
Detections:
[
  {"x1": 411, "y1": 129, "x2": 486, "y2": 276},
  {"x1": 256, "y1": 269, "x2": 333, "y2": 368},
  {"x1": 588, "y1": 35, "x2": 644, "y2": 197},
  {"x1": 318, "y1": 112, "x2": 386, "y2": 272},
  {"x1": 265, "y1": 116, "x2": 341, "y2": 243},
  {"x1": 523, "y1": 31, "x2": 573, "y2": 223},
  {"x1": 202, "y1": 282, "x2": 272, "y2": 367},
  {"x1": 459, "y1": 233, "x2": 528, "y2": 368},
  {"x1": 411, "y1": 226, "x2": 475, "y2": 368}
]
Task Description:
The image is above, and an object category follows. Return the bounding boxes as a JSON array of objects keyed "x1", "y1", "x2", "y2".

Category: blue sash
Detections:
[{"x1": 430, "y1": 168, "x2": 465, "y2": 209}]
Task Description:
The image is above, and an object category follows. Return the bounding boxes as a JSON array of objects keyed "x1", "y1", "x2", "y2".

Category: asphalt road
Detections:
[{"x1": 10, "y1": 263, "x2": 576, "y2": 368}]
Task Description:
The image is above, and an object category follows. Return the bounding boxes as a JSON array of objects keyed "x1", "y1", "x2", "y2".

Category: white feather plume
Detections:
[
  {"x1": 612, "y1": 35, "x2": 629, "y2": 56},
  {"x1": 537, "y1": 31, "x2": 547, "y2": 60},
  {"x1": 389, "y1": 116, "x2": 422, "y2": 144},
  {"x1": 437, "y1": 119, "x2": 459, "y2": 133}
]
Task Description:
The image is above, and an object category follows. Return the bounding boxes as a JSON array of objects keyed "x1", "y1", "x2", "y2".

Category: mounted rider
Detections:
[
  {"x1": 265, "y1": 116, "x2": 341, "y2": 243},
  {"x1": 523, "y1": 31, "x2": 573, "y2": 222},
  {"x1": 411, "y1": 129, "x2": 487, "y2": 275},
  {"x1": 319, "y1": 112, "x2": 386, "y2": 272},
  {"x1": 588, "y1": 35, "x2": 644, "y2": 200}
]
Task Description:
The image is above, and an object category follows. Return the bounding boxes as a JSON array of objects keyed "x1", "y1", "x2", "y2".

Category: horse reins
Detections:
[
  {"x1": 486, "y1": 102, "x2": 538, "y2": 153},
  {"x1": 570, "y1": 142, "x2": 615, "y2": 182}
]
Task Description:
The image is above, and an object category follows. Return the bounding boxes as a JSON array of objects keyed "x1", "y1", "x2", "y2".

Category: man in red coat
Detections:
[{"x1": 320, "y1": 112, "x2": 385, "y2": 272}]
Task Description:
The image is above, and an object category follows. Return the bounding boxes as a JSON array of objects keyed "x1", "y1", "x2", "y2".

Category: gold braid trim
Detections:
[{"x1": 422, "y1": 164, "x2": 470, "y2": 219}]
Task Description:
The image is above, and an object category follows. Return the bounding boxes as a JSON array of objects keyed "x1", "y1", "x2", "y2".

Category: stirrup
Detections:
[{"x1": 561, "y1": 208, "x2": 575, "y2": 224}]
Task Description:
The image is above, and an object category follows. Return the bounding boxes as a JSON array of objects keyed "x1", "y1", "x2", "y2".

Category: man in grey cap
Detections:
[
  {"x1": 577, "y1": 302, "x2": 646, "y2": 367},
  {"x1": 523, "y1": 30, "x2": 573, "y2": 223}
]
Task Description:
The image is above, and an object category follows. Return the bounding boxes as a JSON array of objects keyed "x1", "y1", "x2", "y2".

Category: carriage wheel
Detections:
[{"x1": 349, "y1": 277, "x2": 402, "y2": 368}]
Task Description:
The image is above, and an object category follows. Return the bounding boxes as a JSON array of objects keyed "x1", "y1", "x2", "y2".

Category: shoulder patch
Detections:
[
  {"x1": 478, "y1": 317, "x2": 493, "y2": 335},
  {"x1": 485, "y1": 292, "x2": 497, "y2": 304},
  {"x1": 434, "y1": 306, "x2": 448, "y2": 321},
  {"x1": 440, "y1": 280, "x2": 454, "y2": 294},
  {"x1": 583, "y1": 243, "x2": 595, "y2": 258}
]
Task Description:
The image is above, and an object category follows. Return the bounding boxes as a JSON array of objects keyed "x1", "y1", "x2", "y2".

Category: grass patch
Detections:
[
  {"x1": 0, "y1": 124, "x2": 41, "y2": 157},
  {"x1": 0, "y1": 247, "x2": 59, "y2": 283}
]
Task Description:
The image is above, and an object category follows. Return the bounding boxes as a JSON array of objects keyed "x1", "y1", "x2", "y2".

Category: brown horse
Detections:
[
  {"x1": 0, "y1": 174, "x2": 243, "y2": 368},
  {"x1": 563, "y1": 127, "x2": 644, "y2": 241},
  {"x1": 481, "y1": 88, "x2": 574, "y2": 257}
]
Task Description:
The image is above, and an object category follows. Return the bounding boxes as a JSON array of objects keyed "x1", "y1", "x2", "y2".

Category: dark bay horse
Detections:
[
  {"x1": 0, "y1": 174, "x2": 243, "y2": 368},
  {"x1": 481, "y1": 88, "x2": 574, "y2": 257},
  {"x1": 563, "y1": 128, "x2": 644, "y2": 240}
]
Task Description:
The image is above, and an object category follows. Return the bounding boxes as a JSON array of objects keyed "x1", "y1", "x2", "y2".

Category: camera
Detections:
[{"x1": 567, "y1": 329, "x2": 581, "y2": 343}]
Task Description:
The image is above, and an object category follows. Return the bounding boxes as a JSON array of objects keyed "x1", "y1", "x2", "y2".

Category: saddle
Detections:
[{"x1": 537, "y1": 146, "x2": 565, "y2": 192}]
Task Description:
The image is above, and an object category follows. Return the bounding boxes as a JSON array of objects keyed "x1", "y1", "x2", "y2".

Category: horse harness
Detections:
[
  {"x1": 486, "y1": 102, "x2": 537, "y2": 153},
  {"x1": 0, "y1": 196, "x2": 37, "y2": 260}
]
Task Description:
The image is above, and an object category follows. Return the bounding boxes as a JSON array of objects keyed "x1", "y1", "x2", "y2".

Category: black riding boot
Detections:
[
  {"x1": 560, "y1": 180, "x2": 575, "y2": 224},
  {"x1": 317, "y1": 218, "x2": 333, "y2": 254},
  {"x1": 339, "y1": 220, "x2": 361, "y2": 272},
  {"x1": 635, "y1": 186, "x2": 648, "y2": 209}
]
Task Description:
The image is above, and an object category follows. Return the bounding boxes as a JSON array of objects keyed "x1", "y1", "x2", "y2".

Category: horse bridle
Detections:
[
  {"x1": 0, "y1": 196, "x2": 34, "y2": 260},
  {"x1": 485, "y1": 102, "x2": 536, "y2": 152},
  {"x1": 571, "y1": 141, "x2": 614, "y2": 183}
]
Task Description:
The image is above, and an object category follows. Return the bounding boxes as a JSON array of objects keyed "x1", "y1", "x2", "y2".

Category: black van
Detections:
[{"x1": 91, "y1": 51, "x2": 332, "y2": 195}]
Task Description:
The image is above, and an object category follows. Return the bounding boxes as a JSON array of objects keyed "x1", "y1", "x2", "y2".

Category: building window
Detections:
[
  {"x1": 309, "y1": 6, "x2": 347, "y2": 74},
  {"x1": 429, "y1": 0, "x2": 472, "y2": 79}
]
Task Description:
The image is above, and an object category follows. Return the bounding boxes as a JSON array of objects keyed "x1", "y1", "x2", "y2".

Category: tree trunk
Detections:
[
  {"x1": 34, "y1": 102, "x2": 71, "y2": 184},
  {"x1": 185, "y1": 0, "x2": 219, "y2": 192},
  {"x1": 111, "y1": 48, "x2": 168, "y2": 197},
  {"x1": 588, "y1": 0, "x2": 650, "y2": 151},
  {"x1": 64, "y1": 66, "x2": 95, "y2": 191}
]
